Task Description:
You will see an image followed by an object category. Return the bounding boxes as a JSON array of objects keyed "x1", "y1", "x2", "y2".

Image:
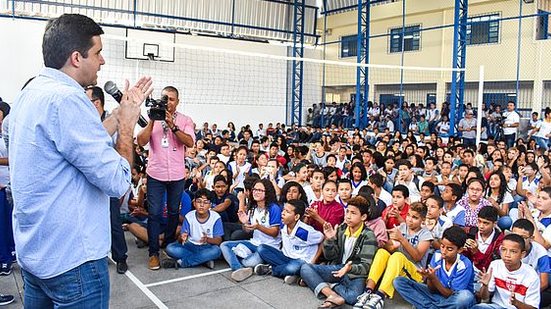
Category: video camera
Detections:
[{"x1": 145, "y1": 95, "x2": 168, "y2": 121}]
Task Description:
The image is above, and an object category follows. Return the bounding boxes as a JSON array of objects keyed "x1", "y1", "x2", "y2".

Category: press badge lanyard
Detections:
[{"x1": 161, "y1": 114, "x2": 177, "y2": 149}]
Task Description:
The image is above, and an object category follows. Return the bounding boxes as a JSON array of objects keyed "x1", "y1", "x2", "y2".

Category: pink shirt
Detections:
[{"x1": 147, "y1": 112, "x2": 195, "y2": 181}]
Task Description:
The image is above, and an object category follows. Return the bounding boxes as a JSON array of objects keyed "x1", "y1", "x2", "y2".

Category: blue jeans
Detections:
[
  {"x1": 393, "y1": 277, "x2": 475, "y2": 309},
  {"x1": 472, "y1": 304, "x2": 508, "y2": 309},
  {"x1": 220, "y1": 240, "x2": 263, "y2": 270},
  {"x1": 0, "y1": 188, "x2": 15, "y2": 264},
  {"x1": 535, "y1": 136, "x2": 550, "y2": 150},
  {"x1": 256, "y1": 244, "x2": 305, "y2": 278},
  {"x1": 300, "y1": 263, "x2": 366, "y2": 305},
  {"x1": 22, "y1": 258, "x2": 109, "y2": 309},
  {"x1": 147, "y1": 176, "x2": 184, "y2": 256},
  {"x1": 463, "y1": 137, "x2": 476, "y2": 146},
  {"x1": 166, "y1": 241, "x2": 221, "y2": 268},
  {"x1": 504, "y1": 133, "x2": 516, "y2": 148}
]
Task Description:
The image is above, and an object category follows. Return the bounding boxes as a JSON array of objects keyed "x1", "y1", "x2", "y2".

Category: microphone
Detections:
[{"x1": 104, "y1": 81, "x2": 148, "y2": 128}]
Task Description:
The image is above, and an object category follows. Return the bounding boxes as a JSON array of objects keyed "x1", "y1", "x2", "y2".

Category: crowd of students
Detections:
[{"x1": 116, "y1": 112, "x2": 551, "y2": 309}]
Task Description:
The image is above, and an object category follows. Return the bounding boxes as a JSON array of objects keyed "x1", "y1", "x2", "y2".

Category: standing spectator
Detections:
[
  {"x1": 458, "y1": 110, "x2": 477, "y2": 146},
  {"x1": 85, "y1": 86, "x2": 128, "y2": 274},
  {"x1": 534, "y1": 107, "x2": 551, "y2": 150},
  {"x1": 502, "y1": 101, "x2": 521, "y2": 148},
  {"x1": 426, "y1": 102, "x2": 440, "y2": 133},
  {"x1": 10, "y1": 14, "x2": 152, "y2": 307},
  {"x1": 137, "y1": 85, "x2": 196, "y2": 270}
]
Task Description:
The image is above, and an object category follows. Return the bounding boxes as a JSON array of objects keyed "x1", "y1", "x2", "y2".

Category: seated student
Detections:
[
  {"x1": 304, "y1": 168, "x2": 325, "y2": 205},
  {"x1": 420, "y1": 181, "x2": 437, "y2": 204},
  {"x1": 220, "y1": 179, "x2": 281, "y2": 282},
  {"x1": 441, "y1": 183, "x2": 466, "y2": 226},
  {"x1": 393, "y1": 226, "x2": 476, "y2": 309},
  {"x1": 436, "y1": 161, "x2": 453, "y2": 193},
  {"x1": 474, "y1": 234, "x2": 540, "y2": 309},
  {"x1": 336, "y1": 179, "x2": 352, "y2": 208},
  {"x1": 300, "y1": 196, "x2": 378, "y2": 307},
  {"x1": 381, "y1": 184, "x2": 410, "y2": 229},
  {"x1": 164, "y1": 189, "x2": 223, "y2": 269},
  {"x1": 357, "y1": 190, "x2": 388, "y2": 248},
  {"x1": 394, "y1": 160, "x2": 424, "y2": 203},
  {"x1": 306, "y1": 180, "x2": 344, "y2": 233},
  {"x1": 367, "y1": 173, "x2": 392, "y2": 208},
  {"x1": 349, "y1": 162, "x2": 369, "y2": 197},
  {"x1": 254, "y1": 199, "x2": 323, "y2": 284},
  {"x1": 511, "y1": 219, "x2": 551, "y2": 307},
  {"x1": 210, "y1": 175, "x2": 240, "y2": 240},
  {"x1": 464, "y1": 206, "x2": 505, "y2": 281},
  {"x1": 358, "y1": 185, "x2": 386, "y2": 216},
  {"x1": 355, "y1": 202, "x2": 433, "y2": 309},
  {"x1": 425, "y1": 195, "x2": 453, "y2": 251},
  {"x1": 460, "y1": 178, "x2": 493, "y2": 229},
  {"x1": 280, "y1": 181, "x2": 309, "y2": 206}
]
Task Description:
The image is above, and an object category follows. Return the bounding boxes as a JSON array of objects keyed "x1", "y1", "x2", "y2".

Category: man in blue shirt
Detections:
[
  {"x1": 9, "y1": 14, "x2": 152, "y2": 308},
  {"x1": 393, "y1": 226, "x2": 475, "y2": 309}
]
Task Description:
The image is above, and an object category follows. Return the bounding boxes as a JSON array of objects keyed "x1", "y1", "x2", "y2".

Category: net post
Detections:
[{"x1": 476, "y1": 65, "x2": 485, "y2": 146}]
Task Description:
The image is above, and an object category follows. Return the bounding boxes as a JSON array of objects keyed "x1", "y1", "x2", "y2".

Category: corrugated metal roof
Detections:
[{"x1": 322, "y1": 0, "x2": 400, "y2": 15}]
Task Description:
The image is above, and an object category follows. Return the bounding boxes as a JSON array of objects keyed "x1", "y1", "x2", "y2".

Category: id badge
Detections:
[{"x1": 161, "y1": 137, "x2": 169, "y2": 148}]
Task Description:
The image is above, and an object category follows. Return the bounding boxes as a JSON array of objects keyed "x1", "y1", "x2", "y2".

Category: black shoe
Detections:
[
  {"x1": 253, "y1": 264, "x2": 272, "y2": 276},
  {"x1": 0, "y1": 294, "x2": 14, "y2": 306},
  {"x1": 116, "y1": 261, "x2": 128, "y2": 274},
  {"x1": 135, "y1": 238, "x2": 147, "y2": 248},
  {"x1": 161, "y1": 257, "x2": 179, "y2": 269}
]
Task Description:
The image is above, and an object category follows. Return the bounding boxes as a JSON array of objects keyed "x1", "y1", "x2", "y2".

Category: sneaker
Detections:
[
  {"x1": 0, "y1": 264, "x2": 11, "y2": 276},
  {"x1": 204, "y1": 260, "x2": 215, "y2": 270},
  {"x1": 148, "y1": 255, "x2": 161, "y2": 270},
  {"x1": 353, "y1": 291, "x2": 372, "y2": 308},
  {"x1": 116, "y1": 261, "x2": 128, "y2": 274},
  {"x1": 0, "y1": 294, "x2": 14, "y2": 306},
  {"x1": 135, "y1": 238, "x2": 147, "y2": 249},
  {"x1": 364, "y1": 293, "x2": 384, "y2": 309},
  {"x1": 160, "y1": 257, "x2": 178, "y2": 269},
  {"x1": 231, "y1": 267, "x2": 253, "y2": 282},
  {"x1": 283, "y1": 275, "x2": 298, "y2": 285},
  {"x1": 253, "y1": 264, "x2": 272, "y2": 276}
]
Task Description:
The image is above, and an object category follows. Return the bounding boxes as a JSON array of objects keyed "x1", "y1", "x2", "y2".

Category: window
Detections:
[
  {"x1": 340, "y1": 35, "x2": 357, "y2": 58},
  {"x1": 537, "y1": 10, "x2": 550, "y2": 40},
  {"x1": 389, "y1": 25, "x2": 420, "y2": 53},
  {"x1": 466, "y1": 14, "x2": 499, "y2": 45}
]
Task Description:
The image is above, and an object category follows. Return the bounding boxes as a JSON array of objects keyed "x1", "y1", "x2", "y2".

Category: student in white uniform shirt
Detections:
[
  {"x1": 368, "y1": 173, "x2": 392, "y2": 208},
  {"x1": 254, "y1": 199, "x2": 324, "y2": 284},
  {"x1": 474, "y1": 234, "x2": 540, "y2": 309},
  {"x1": 501, "y1": 101, "x2": 520, "y2": 148}
]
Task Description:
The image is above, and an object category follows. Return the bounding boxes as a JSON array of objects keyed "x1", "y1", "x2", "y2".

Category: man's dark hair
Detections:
[
  {"x1": 392, "y1": 184, "x2": 409, "y2": 198},
  {"x1": 194, "y1": 188, "x2": 212, "y2": 201},
  {"x1": 427, "y1": 195, "x2": 444, "y2": 208},
  {"x1": 447, "y1": 183, "x2": 464, "y2": 201},
  {"x1": 162, "y1": 86, "x2": 179, "y2": 98},
  {"x1": 503, "y1": 233, "x2": 526, "y2": 252},
  {"x1": 396, "y1": 159, "x2": 412, "y2": 170},
  {"x1": 43, "y1": 14, "x2": 104, "y2": 69},
  {"x1": 347, "y1": 196, "x2": 370, "y2": 216},
  {"x1": 286, "y1": 199, "x2": 307, "y2": 218},
  {"x1": 478, "y1": 206, "x2": 498, "y2": 222},
  {"x1": 421, "y1": 181, "x2": 436, "y2": 192},
  {"x1": 442, "y1": 226, "x2": 468, "y2": 248},
  {"x1": 368, "y1": 173, "x2": 384, "y2": 188},
  {"x1": 243, "y1": 175, "x2": 260, "y2": 190},
  {"x1": 87, "y1": 86, "x2": 105, "y2": 107},
  {"x1": 512, "y1": 219, "x2": 535, "y2": 237}
]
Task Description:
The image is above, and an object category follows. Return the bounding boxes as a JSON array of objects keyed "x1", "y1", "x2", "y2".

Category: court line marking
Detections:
[
  {"x1": 109, "y1": 257, "x2": 168, "y2": 309},
  {"x1": 144, "y1": 268, "x2": 232, "y2": 288}
]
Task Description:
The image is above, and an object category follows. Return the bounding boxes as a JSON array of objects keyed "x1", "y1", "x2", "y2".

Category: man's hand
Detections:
[
  {"x1": 237, "y1": 210, "x2": 250, "y2": 224},
  {"x1": 165, "y1": 110, "x2": 174, "y2": 128},
  {"x1": 118, "y1": 77, "x2": 153, "y2": 127},
  {"x1": 332, "y1": 261, "x2": 352, "y2": 278},
  {"x1": 323, "y1": 222, "x2": 338, "y2": 240},
  {"x1": 417, "y1": 265, "x2": 440, "y2": 281},
  {"x1": 479, "y1": 267, "x2": 493, "y2": 286}
]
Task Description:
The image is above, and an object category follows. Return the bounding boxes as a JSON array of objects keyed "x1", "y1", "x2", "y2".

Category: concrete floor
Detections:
[{"x1": 0, "y1": 232, "x2": 412, "y2": 309}]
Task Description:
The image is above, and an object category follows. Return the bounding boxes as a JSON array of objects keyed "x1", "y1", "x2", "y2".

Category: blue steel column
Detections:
[
  {"x1": 355, "y1": 0, "x2": 370, "y2": 128},
  {"x1": 291, "y1": 0, "x2": 305, "y2": 126},
  {"x1": 449, "y1": 0, "x2": 468, "y2": 136}
]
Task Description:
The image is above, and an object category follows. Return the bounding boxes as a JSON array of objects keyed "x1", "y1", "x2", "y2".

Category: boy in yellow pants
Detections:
[{"x1": 354, "y1": 202, "x2": 433, "y2": 309}]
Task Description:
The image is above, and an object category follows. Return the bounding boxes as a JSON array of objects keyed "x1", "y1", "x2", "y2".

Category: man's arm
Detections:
[
  {"x1": 102, "y1": 108, "x2": 118, "y2": 136},
  {"x1": 136, "y1": 120, "x2": 154, "y2": 147}
]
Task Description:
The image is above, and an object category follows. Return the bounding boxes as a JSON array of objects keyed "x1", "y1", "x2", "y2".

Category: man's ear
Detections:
[{"x1": 68, "y1": 50, "x2": 82, "y2": 68}]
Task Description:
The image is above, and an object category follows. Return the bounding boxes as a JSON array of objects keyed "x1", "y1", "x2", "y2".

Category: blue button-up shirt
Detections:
[{"x1": 9, "y1": 68, "x2": 131, "y2": 279}]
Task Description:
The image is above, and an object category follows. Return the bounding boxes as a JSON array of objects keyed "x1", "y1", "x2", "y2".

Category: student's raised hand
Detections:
[
  {"x1": 387, "y1": 227, "x2": 403, "y2": 242},
  {"x1": 332, "y1": 261, "x2": 352, "y2": 278},
  {"x1": 479, "y1": 267, "x2": 493, "y2": 287},
  {"x1": 323, "y1": 222, "x2": 338, "y2": 240},
  {"x1": 244, "y1": 219, "x2": 260, "y2": 232},
  {"x1": 519, "y1": 202, "x2": 534, "y2": 223},
  {"x1": 464, "y1": 238, "x2": 478, "y2": 252},
  {"x1": 305, "y1": 207, "x2": 320, "y2": 221},
  {"x1": 237, "y1": 191, "x2": 246, "y2": 203},
  {"x1": 237, "y1": 210, "x2": 250, "y2": 224}
]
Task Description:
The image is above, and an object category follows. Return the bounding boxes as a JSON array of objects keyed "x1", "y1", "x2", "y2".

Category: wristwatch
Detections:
[{"x1": 171, "y1": 125, "x2": 180, "y2": 133}]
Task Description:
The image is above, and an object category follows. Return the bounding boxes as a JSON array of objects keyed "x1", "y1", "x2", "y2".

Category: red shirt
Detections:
[
  {"x1": 382, "y1": 203, "x2": 410, "y2": 229},
  {"x1": 308, "y1": 200, "x2": 344, "y2": 232}
]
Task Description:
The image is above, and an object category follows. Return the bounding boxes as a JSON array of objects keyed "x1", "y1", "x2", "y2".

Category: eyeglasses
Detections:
[
  {"x1": 195, "y1": 199, "x2": 212, "y2": 206},
  {"x1": 252, "y1": 188, "x2": 266, "y2": 193}
]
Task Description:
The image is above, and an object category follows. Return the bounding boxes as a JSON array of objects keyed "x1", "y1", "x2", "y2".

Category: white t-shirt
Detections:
[
  {"x1": 0, "y1": 132, "x2": 9, "y2": 187},
  {"x1": 182, "y1": 210, "x2": 224, "y2": 246},
  {"x1": 304, "y1": 185, "x2": 322, "y2": 206},
  {"x1": 502, "y1": 111, "x2": 520, "y2": 135},
  {"x1": 378, "y1": 189, "x2": 392, "y2": 208},
  {"x1": 249, "y1": 203, "x2": 282, "y2": 248},
  {"x1": 281, "y1": 221, "x2": 323, "y2": 263},
  {"x1": 486, "y1": 259, "x2": 540, "y2": 309},
  {"x1": 228, "y1": 161, "x2": 251, "y2": 190},
  {"x1": 536, "y1": 120, "x2": 551, "y2": 138}
]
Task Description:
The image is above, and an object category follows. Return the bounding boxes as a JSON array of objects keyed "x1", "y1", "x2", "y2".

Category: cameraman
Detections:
[
  {"x1": 137, "y1": 86, "x2": 195, "y2": 270},
  {"x1": 502, "y1": 101, "x2": 520, "y2": 148}
]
